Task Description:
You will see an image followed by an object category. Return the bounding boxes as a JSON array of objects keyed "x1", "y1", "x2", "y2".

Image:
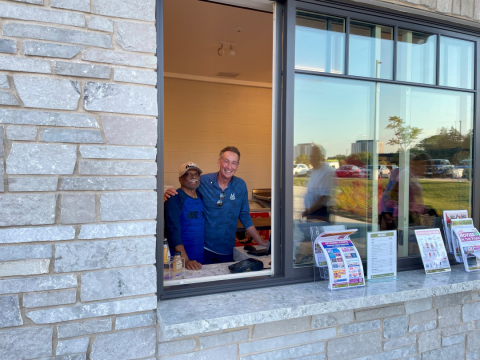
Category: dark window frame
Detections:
[{"x1": 156, "y1": 0, "x2": 480, "y2": 299}]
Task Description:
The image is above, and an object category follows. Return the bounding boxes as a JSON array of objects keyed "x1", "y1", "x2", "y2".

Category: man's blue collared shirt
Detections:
[{"x1": 197, "y1": 172, "x2": 253, "y2": 255}]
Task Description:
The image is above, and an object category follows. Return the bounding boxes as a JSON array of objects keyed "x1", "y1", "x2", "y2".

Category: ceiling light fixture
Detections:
[{"x1": 218, "y1": 42, "x2": 237, "y2": 57}]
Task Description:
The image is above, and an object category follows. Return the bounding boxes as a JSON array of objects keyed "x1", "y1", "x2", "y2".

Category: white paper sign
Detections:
[
  {"x1": 415, "y1": 228, "x2": 451, "y2": 274},
  {"x1": 367, "y1": 231, "x2": 397, "y2": 280}
]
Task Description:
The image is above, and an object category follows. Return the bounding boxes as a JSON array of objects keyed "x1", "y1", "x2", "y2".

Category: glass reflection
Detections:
[
  {"x1": 349, "y1": 21, "x2": 393, "y2": 79},
  {"x1": 397, "y1": 30, "x2": 436, "y2": 85},
  {"x1": 296, "y1": 11, "x2": 345, "y2": 74},
  {"x1": 293, "y1": 74, "x2": 473, "y2": 267},
  {"x1": 440, "y1": 36, "x2": 474, "y2": 89}
]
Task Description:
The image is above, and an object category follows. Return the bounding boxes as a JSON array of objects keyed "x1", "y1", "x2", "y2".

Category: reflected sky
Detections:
[{"x1": 294, "y1": 74, "x2": 473, "y2": 157}]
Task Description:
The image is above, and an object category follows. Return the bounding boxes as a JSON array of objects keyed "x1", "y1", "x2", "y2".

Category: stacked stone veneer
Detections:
[
  {"x1": 157, "y1": 291, "x2": 480, "y2": 360},
  {"x1": 0, "y1": 0, "x2": 158, "y2": 359},
  {"x1": 1, "y1": 0, "x2": 480, "y2": 359}
]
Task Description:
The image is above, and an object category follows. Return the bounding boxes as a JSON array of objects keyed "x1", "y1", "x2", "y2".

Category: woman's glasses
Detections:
[{"x1": 217, "y1": 192, "x2": 225, "y2": 207}]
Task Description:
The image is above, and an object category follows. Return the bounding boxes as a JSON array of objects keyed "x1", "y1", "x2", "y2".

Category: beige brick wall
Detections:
[{"x1": 164, "y1": 77, "x2": 272, "y2": 198}]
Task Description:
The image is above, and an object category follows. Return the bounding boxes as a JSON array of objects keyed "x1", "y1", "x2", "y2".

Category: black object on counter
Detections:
[
  {"x1": 228, "y1": 258, "x2": 264, "y2": 273},
  {"x1": 244, "y1": 244, "x2": 256, "y2": 251}
]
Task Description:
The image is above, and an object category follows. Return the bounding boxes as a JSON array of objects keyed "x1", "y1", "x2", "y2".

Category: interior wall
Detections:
[{"x1": 164, "y1": 77, "x2": 272, "y2": 198}]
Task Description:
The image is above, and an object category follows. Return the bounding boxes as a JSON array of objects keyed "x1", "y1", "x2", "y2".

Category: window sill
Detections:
[{"x1": 157, "y1": 264, "x2": 480, "y2": 340}]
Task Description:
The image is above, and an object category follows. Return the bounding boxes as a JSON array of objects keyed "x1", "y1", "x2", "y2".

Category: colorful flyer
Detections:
[
  {"x1": 367, "y1": 231, "x2": 397, "y2": 280},
  {"x1": 415, "y1": 228, "x2": 451, "y2": 274},
  {"x1": 312, "y1": 229, "x2": 357, "y2": 268},
  {"x1": 450, "y1": 218, "x2": 474, "y2": 263},
  {"x1": 315, "y1": 230, "x2": 365, "y2": 291},
  {"x1": 443, "y1": 210, "x2": 468, "y2": 253},
  {"x1": 310, "y1": 225, "x2": 346, "y2": 267},
  {"x1": 453, "y1": 227, "x2": 480, "y2": 272}
]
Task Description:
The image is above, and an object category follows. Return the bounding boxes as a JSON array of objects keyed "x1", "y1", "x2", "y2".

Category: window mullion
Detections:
[
  {"x1": 393, "y1": 25, "x2": 398, "y2": 81},
  {"x1": 436, "y1": 34, "x2": 441, "y2": 86}
]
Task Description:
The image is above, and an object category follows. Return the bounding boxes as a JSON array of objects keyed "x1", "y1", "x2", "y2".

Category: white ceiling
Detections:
[{"x1": 164, "y1": 0, "x2": 273, "y2": 83}]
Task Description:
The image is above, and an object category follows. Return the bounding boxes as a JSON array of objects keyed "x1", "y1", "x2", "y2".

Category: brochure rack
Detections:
[
  {"x1": 453, "y1": 227, "x2": 480, "y2": 272},
  {"x1": 312, "y1": 228, "x2": 365, "y2": 291},
  {"x1": 450, "y1": 218, "x2": 474, "y2": 263},
  {"x1": 443, "y1": 210, "x2": 469, "y2": 253}
]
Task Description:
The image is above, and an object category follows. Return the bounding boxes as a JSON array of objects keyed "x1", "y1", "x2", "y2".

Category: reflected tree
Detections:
[
  {"x1": 295, "y1": 154, "x2": 310, "y2": 166},
  {"x1": 385, "y1": 116, "x2": 423, "y2": 152},
  {"x1": 414, "y1": 126, "x2": 471, "y2": 164}
]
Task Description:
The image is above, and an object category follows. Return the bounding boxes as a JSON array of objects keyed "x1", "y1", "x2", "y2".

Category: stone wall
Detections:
[
  {"x1": 0, "y1": 0, "x2": 158, "y2": 359},
  {"x1": 157, "y1": 291, "x2": 480, "y2": 360},
  {"x1": 1, "y1": 0, "x2": 480, "y2": 359}
]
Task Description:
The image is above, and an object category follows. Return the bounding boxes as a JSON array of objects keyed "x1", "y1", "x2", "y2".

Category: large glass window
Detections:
[
  {"x1": 293, "y1": 10, "x2": 475, "y2": 270},
  {"x1": 440, "y1": 36, "x2": 474, "y2": 89},
  {"x1": 349, "y1": 21, "x2": 393, "y2": 79},
  {"x1": 296, "y1": 11, "x2": 345, "y2": 74},
  {"x1": 397, "y1": 30, "x2": 436, "y2": 85}
]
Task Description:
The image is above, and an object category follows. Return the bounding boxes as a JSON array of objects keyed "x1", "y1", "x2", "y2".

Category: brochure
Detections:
[
  {"x1": 314, "y1": 230, "x2": 365, "y2": 290},
  {"x1": 312, "y1": 229, "x2": 357, "y2": 268},
  {"x1": 310, "y1": 225, "x2": 346, "y2": 267},
  {"x1": 367, "y1": 231, "x2": 397, "y2": 280},
  {"x1": 443, "y1": 210, "x2": 468, "y2": 253},
  {"x1": 450, "y1": 218, "x2": 474, "y2": 263},
  {"x1": 453, "y1": 227, "x2": 480, "y2": 272},
  {"x1": 414, "y1": 228, "x2": 451, "y2": 274}
]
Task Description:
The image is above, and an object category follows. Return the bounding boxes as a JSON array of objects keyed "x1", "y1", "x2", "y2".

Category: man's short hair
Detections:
[{"x1": 219, "y1": 146, "x2": 241, "y2": 162}]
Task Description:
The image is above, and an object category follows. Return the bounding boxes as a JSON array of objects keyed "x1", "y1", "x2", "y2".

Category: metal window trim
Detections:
[
  {"x1": 157, "y1": 0, "x2": 287, "y2": 300},
  {"x1": 296, "y1": 0, "x2": 480, "y2": 41},
  {"x1": 156, "y1": 0, "x2": 165, "y2": 299},
  {"x1": 294, "y1": 69, "x2": 477, "y2": 93}
]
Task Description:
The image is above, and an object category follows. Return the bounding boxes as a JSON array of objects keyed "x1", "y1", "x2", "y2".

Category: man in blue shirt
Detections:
[
  {"x1": 165, "y1": 146, "x2": 267, "y2": 264},
  {"x1": 164, "y1": 162, "x2": 205, "y2": 270}
]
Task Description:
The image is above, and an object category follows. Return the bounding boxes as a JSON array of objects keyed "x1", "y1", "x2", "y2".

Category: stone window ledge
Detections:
[{"x1": 157, "y1": 265, "x2": 480, "y2": 340}]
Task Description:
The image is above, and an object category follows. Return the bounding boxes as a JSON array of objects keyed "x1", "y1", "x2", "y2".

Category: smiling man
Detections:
[
  {"x1": 165, "y1": 146, "x2": 268, "y2": 264},
  {"x1": 165, "y1": 162, "x2": 205, "y2": 270}
]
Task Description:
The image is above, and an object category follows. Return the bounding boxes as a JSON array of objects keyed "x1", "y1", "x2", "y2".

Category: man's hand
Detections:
[
  {"x1": 185, "y1": 260, "x2": 202, "y2": 270},
  {"x1": 246, "y1": 225, "x2": 269, "y2": 246},
  {"x1": 164, "y1": 188, "x2": 178, "y2": 202}
]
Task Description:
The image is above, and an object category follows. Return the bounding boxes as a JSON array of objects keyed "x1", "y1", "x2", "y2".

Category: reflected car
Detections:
[
  {"x1": 293, "y1": 164, "x2": 309, "y2": 177},
  {"x1": 359, "y1": 165, "x2": 390, "y2": 178},
  {"x1": 335, "y1": 165, "x2": 361, "y2": 178},
  {"x1": 429, "y1": 159, "x2": 454, "y2": 178},
  {"x1": 456, "y1": 159, "x2": 472, "y2": 179}
]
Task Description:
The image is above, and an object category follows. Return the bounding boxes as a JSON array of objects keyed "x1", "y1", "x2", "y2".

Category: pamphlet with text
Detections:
[
  {"x1": 367, "y1": 231, "x2": 397, "y2": 280},
  {"x1": 310, "y1": 225, "x2": 346, "y2": 267},
  {"x1": 443, "y1": 210, "x2": 468, "y2": 253},
  {"x1": 453, "y1": 227, "x2": 480, "y2": 272},
  {"x1": 314, "y1": 230, "x2": 365, "y2": 290},
  {"x1": 450, "y1": 218, "x2": 474, "y2": 263},
  {"x1": 415, "y1": 228, "x2": 451, "y2": 274}
]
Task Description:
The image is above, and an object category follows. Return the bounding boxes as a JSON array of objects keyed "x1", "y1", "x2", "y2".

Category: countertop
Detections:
[
  {"x1": 158, "y1": 265, "x2": 480, "y2": 340},
  {"x1": 163, "y1": 247, "x2": 271, "y2": 284}
]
